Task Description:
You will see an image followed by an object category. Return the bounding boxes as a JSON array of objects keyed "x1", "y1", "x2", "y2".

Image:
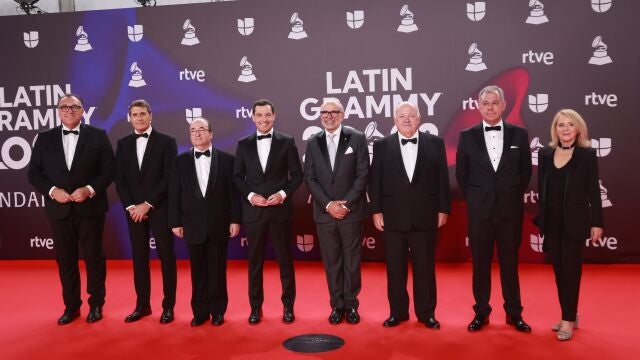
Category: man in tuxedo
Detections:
[
  {"x1": 370, "y1": 101, "x2": 450, "y2": 329},
  {"x1": 115, "y1": 99, "x2": 177, "y2": 324},
  {"x1": 168, "y1": 117, "x2": 241, "y2": 326},
  {"x1": 28, "y1": 93, "x2": 115, "y2": 325},
  {"x1": 456, "y1": 85, "x2": 533, "y2": 332},
  {"x1": 233, "y1": 99, "x2": 303, "y2": 325},
  {"x1": 304, "y1": 98, "x2": 369, "y2": 325}
]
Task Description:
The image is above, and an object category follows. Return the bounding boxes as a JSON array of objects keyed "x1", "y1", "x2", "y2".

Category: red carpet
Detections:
[{"x1": 1, "y1": 260, "x2": 638, "y2": 359}]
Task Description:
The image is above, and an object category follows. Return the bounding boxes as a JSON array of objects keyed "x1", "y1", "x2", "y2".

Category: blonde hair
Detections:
[{"x1": 549, "y1": 109, "x2": 590, "y2": 148}]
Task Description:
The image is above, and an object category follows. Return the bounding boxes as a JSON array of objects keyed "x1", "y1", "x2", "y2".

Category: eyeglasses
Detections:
[
  {"x1": 190, "y1": 128, "x2": 210, "y2": 135},
  {"x1": 320, "y1": 110, "x2": 342, "y2": 118},
  {"x1": 58, "y1": 105, "x2": 83, "y2": 112}
]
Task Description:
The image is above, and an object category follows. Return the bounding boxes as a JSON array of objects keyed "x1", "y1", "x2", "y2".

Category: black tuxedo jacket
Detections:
[
  {"x1": 303, "y1": 126, "x2": 369, "y2": 224},
  {"x1": 168, "y1": 148, "x2": 241, "y2": 245},
  {"x1": 28, "y1": 124, "x2": 115, "y2": 220},
  {"x1": 115, "y1": 129, "x2": 177, "y2": 219},
  {"x1": 370, "y1": 132, "x2": 451, "y2": 232},
  {"x1": 536, "y1": 146, "x2": 603, "y2": 241},
  {"x1": 233, "y1": 131, "x2": 303, "y2": 223},
  {"x1": 456, "y1": 123, "x2": 532, "y2": 221}
]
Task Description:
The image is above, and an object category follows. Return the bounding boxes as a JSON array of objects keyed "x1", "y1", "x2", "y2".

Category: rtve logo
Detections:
[
  {"x1": 585, "y1": 92, "x2": 617, "y2": 107},
  {"x1": 30, "y1": 236, "x2": 53, "y2": 250},
  {"x1": 179, "y1": 68, "x2": 206, "y2": 82},
  {"x1": 522, "y1": 50, "x2": 554, "y2": 65},
  {"x1": 586, "y1": 236, "x2": 618, "y2": 250},
  {"x1": 466, "y1": 2, "x2": 486, "y2": 22}
]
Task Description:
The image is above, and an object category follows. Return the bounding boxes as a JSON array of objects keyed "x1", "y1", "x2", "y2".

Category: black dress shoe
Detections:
[
  {"x1": 282, "y1": 307, "x2": 295, "y2": 324},
  {"x1": 506, "y1": 316, "x2": 532, "y2": 333},
  {"x1": 328, "y1": 308, "x2": 344, "y2": 325},
  {"x1": 424, "y1": 317, "x2": 441, "y2": 330},
  {"x1": 58, "y1": 309, "x2": 80, "y2": 325},
  {"x1": 248, "y1": 308, "x2": 262, "y2": 325},
  {"x1": 212, "y1": 314, "x2": 224, "y2": 326},
  {"x1": 383, "y1": 316, "x2": 408, "y2": 327},
  {"x1": 124, "y1": 307, "x2": 152, "y2": 323},
  {"x1": 86, "y1": 306, "x2": 103, "y2": 323},
  {"x1": 468, "y1": 315, "x2": 489, "y2": 331},
  {"x1": 190, "y1": 316, "x2": 208, "y2": 326},
  {"x1": 346, "y1": 308, "x2": 360, "y2": 324},
  {"x1": 160, "y1": 308, "x2": 174, "y2": 324}
]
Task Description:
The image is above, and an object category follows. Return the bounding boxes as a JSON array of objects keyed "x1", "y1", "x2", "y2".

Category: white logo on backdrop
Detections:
[
  {"x1": 181, "y1": 19, "x2": 200, "y2": 46},
  {"x1": 364, "y1": 121, "x2": 384, "y2": 162},
  {"x1": 296, "y1": 234, "x2": 314, "y2": 252},
  {"x1": 526, "y1": 0, "x2": 549, "y2": 24},
  {"x1": 397, "y1": 5, "x2": 418, "y2": 33},
  {"x1": 530, "y1": 234, "x2": 544, "y2": 253},
  {"x1": 530, "y1": 137, "x2": 544, "y2": 166},
  {"x1": 185, "y1": 108, "x2": 202, "y2": 124},
  {"x1": 288, "y1": 12, "x2": 308, "y2": 39},
  {"x1": 127, "y1": 25, "x2": 144, "y2": 42},
  {"x1": 237, "y1": 18, "x2": 255, "y2": 36},
  {"x1": 528, "y1": 93, "x2": 549, "y2": 113},
  {"x1": 591, "y1": 138, "x2": 612, "y2": 157},
  {"x1": 237, "y1": 56, "x2": 257, "y2": 82},
  {"x1": 589, "y1": 36, "x2": 613, "y2": 65},
  {"x1": 466, "y1": 2, "x2": 486, "y2": 21},
  {"x1": 74, "y1": 26, "x2": 92, "y2": 52},
  {"x1": 346, "y1": 10, "x2": 365, "y2": 29},
  {"x1": 465, "y1": 43, "x2": 487, "y2": 71},
  {"x1": 599, "y1": 180, "x2": 613, "y2": 208},
  {"x1": 23, "y1": 31, "x2": 39, "y2": 48},
  {"x1": 591, "y1": 0, "x2": 613, "y2": 13},
  {"x1": 128, "y1": 62, "x2": 147, "y2": 87}
]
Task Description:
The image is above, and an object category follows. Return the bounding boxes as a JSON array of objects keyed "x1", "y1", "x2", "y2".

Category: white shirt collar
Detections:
[
  {"x1": 482, "y1": 119, "x2": 504, "y2": 130},
  {"x1": 325, "y1": 125, "x2": 342, "y2": 138},
  {"x1": 256, "y1": 128, "x2": 274, "y2": 137},
  {"x1": 398, "y1": 131, "x2": 419, "y2": 142},
  {"x1": 135, "y1": 126, "x2": 152, "y2": 136}
]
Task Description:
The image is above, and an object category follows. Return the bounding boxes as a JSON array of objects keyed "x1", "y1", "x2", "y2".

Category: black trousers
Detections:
[
  {"x1": 545, "y1": 224, "x2": 584, "y2": 322},
  {"x1": 468, "y1": 209, "x2": 524, "y2": 318},
  {"x1": 186, "y1": 238, "x2": 228, "y2": 319},
  {"x1": 49, "y1": 210, "x2": 106, "y2": 310},
  {"x1": 383, "y1": 229, "x2": 437, "y2": 321},
  {"x1": 316, "y1": 221, "x2": 362, "y2": 310},
  {"x1": 245, "y1": 213, "x2": 296, "y2": 310},
  {"x1": 126, "y1": 214, "x2": 177, "y2": 310}
]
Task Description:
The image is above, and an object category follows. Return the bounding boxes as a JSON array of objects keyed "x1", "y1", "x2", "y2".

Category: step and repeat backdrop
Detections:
[{"x1": 0, "y1": 0, "x2": 637, "y2": 262}]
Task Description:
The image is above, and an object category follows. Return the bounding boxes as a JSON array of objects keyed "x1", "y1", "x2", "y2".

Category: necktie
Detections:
[
  {"x1": 135, "y1": 133, "x2": 149, "y2": 138},
  {"x1": 401, "y1": 138, "x2": 417, "y2": 145},
  {"x1": 485, "y1": 126, "x2": 501, "y2": 132},
  {"x1": 63, "y1": 129, "x2": 79, "y2": 135},
  {"x1": 257, "y1": 133, "x2": 272, "y2": 140},
  {"x1": 195, "y1": 149, "x2": 211, "y2": 158},
  {"x1": 328, "y1": 133, "x2": 337, "y2": 169}
]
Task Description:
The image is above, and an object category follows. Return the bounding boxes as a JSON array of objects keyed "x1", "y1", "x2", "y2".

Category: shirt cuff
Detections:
[
  {"x1": 278, "y1": 190, "x2": 287, "y2": 201},
  {"x1": 86, "y1": 185, "x2": 96, "y2": 198},
  {"x1": 248, "y1": 192, "x2": 256, "y2": 202},
  {"x1": 144, "y1": 201, "x2": 154, "y2": 209},
  {"x1": 48, "y1": 186, "x2": 57, "y2": 199},
  {"x1": 125, "y1": 205, "x2": 135, "y2": 211},
  {"x1": 325, "y1": 201, "x2": 333, "y2": 211}
]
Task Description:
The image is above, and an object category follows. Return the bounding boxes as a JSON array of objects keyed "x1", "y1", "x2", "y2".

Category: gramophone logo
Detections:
[
  {"x1": 529, "y1": 137, "x2": 544, "y2": 166},
  {"x1": 185, "y1": 108, "x2": 202, "y2": 124},
  {"x1": 296, "y1": 234, "x2": 314, "y2": 253},
  {"x1": 397, "y1": 5, "x2": 418, "y2": 33},
  {"x1": 364, "y1": 121, "x2": 385, "y2": 163},
  {"x1": 591, "y1": 138, "x2": 612, "y2": 157},
  {"x1": 74, "y1": 26, "x2": 92, "y2": 52},
  {"x1": 588, "y1": 36, "x2": 613, "y2": 65},
  {"x1": 465, "y1": 43, "x2": 487, "y2": 72},
  {"x1": 237, "y1": 56, "x2": 256, "y2": 83},
  {"x1": 346, "y1": 10, "x2": 365, "y2": 29},
  {"x1": 526, "y1": 0, "x2": 549, "y2": 24},
  {"x1": 530, "y1": 234, "x2": 544, "y2": 253},
  {"x1": 181, "y1": 19, "x2": 200, "y2": 46},
  {"x1": 127, "y1": 25, "x2": 144, "y2": 42},
  {"x1": 23, "y1": 31, "x2": 39, "y2": 48},
  {"x1": 528, "y1": 93, "x2": 549, "y2": 113},
  {"x1": 128, "y1": 62, "x2": 147, "y2": 88},
  {"x1": 237, "y1": 18, "x2": 254, "y2": 36},
  {"x1": 466, "y1": 2, "x2": 486, "y2": 21},
  {"x1": 591, "y1": 0, "x2": 613, "y2": 13},
  {"x1": 599, "y1": 180, "x2": 612, "y2": 208},
  {"x1": 288, "y1": 12, "x2": 308, "y2": 39}
]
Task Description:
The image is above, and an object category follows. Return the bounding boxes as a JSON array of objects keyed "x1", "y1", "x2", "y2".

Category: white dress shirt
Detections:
[
  {"x1": 398, "y1": 131, "x2": 419, "y2": 182},
  {"x1": 248, "y1": 129, "x2": 286, "y2": 203},
  {"x1": 194, "y1": 146, "x2": 212, "y2": 197},
  {"x1": 135, "y1": 126, "x2": 152, "y2": 170},
  {"x1": 325, "y1": 124, "x2": 342, "y2": 170},
  {"x1": 483, "y1": 119, "x2": 504, "y2": 171},
  {"x1": 62, "y1": 124, "x2": 80, "y2": 170}
]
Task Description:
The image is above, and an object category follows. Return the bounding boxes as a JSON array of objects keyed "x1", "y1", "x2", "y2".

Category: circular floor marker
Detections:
[{"x1": 282, "y1": 333, "x2": 345, "y2": 353}]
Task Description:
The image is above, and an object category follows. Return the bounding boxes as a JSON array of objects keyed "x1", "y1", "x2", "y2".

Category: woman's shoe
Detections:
[
  {"x1": 557, "y1": 329, "x2": 573, "y2": 341},
  {"x1": 551, "y1": 314, "x2": 579, "y2": 331}
]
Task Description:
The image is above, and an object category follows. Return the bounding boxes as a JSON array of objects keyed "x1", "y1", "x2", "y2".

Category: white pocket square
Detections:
[
  {"x1": 510, "y1": 145, "x2": 519, "y2": 149},
  {"x1": 345, "y1": 147, "x2": 354, "y2": 155}
]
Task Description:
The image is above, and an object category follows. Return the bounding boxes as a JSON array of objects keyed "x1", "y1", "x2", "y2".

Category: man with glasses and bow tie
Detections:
[
  {"x1": 28, "y1": 93, "x2": 115, "y2": 325},
  {"x1": 456, "y1": 85, "x2": 533, "y2": 333},
  {"x1": 303, "y1": 98, "x2": 369, "y2": 325},
  {"x1": 115, "y1": 99, "x2": 178, "y2": 324},
  {"x1": 168, "y1": 117, "x2": 240, "y2": 326},
  {"x1": 233, "y1": 99, "x2": 303, "y2": 325},
  {"x1": 370, "y1": 101, "x2": 450, "y2": 329}
]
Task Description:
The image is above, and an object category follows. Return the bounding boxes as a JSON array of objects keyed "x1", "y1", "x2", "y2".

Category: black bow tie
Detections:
[
  {"x1": 257, "y1": 133, "x2": 272, "y2": 140},
  {"x1": 135, "y1": 133, "x2": 149, "y2": 139},
  {"x1": 195, "y1": 149, "x2": 211, "y2": 159},
  {"x1": 485, "y1": 126, "x2": 501, "y2": 132},
  {"x1": 63, "y1": 129, "x2": 79, "y2": 135},
  {"x1": 401, "y1": 138, "x2": 417, "y2": 145}
]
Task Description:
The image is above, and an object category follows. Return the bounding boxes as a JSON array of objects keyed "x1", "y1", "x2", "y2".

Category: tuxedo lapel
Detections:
[
  {"x1": 496, "y1": 124, "x2": 514, "y2": 172},
  {"x1": 205, "y1": 149, "x2": 218, "y2": 198},
  {"x1": 412, "y1": 133, "x2": 427, "y2": 185},
  {"x1": 390, "y1": 134, "x2": 411, "y2": 185},
  {"x1": 188, "y1": 149, "x2": 204, "y2": 200},
  {"x1": 246, "y1": 134, "x2": 263, "y2": 175},
  {"x1": 139, "y1": 130, "x2": 156, "y2": 177},
  {"x1": 332, "y1": 129, "x2": 351, "y2": 175},
  {"x1": 264, "y1": 132, "x2": 282, "y2": 174},
  {"x1": 69, "y1": 124, "x2": 89, "y2": 172},
  {"x1": 53, "y1": 126, "x2": 67, "y2": 171},
  {"x1": 316, "y1": 131, "x2": 332, "y2": 170},
  {"x1": 472, "y1": 124, "x2": 494, "y2": 171}
]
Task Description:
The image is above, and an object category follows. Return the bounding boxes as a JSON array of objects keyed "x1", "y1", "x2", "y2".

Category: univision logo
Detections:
[
  {"x1": 346, "y1": 10, "x2": 365, "y2": 29},
  {"x1": 530, "y1": 234, "x2": 544, "y2": 253},
  {"x1": 186, "y1": 108, "x2": 202, "y2": 123},
  {"x1": 591, "y1": 0, "x2": 612, "y2": 13},
  {"x1": 528, "y1": 93, "x2": 549, "y2": 113},
  {"x1": 466, "y1": 2, "x2": 486, "y2": 21},
  {"x1": 23, "y1": 31, "x2": 39, "y2": 48},
  {"x1": 237, "y1": 18, "x2": 254, "y2": 36},
  {"x1": 127, "y1": 25, "x2": 143, "y2": 42},
  {"x1": 296, "y1": 234, "x2": 314, "y2": 252}
]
